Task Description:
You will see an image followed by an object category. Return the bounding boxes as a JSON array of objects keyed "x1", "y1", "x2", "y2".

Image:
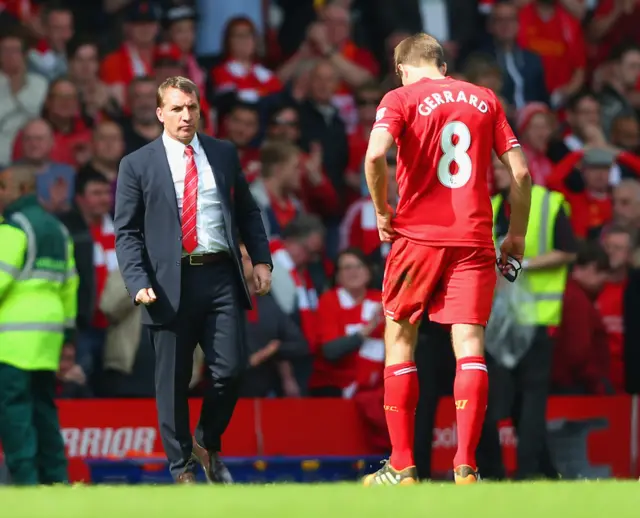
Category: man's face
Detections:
[
  {"x1": 46, "y1": 10, "x2": 74, "y2": 52},
  {"x1": 490, "y1": 4, "x2": 519, "y2": 43},
  {"x1": 322, "y1": 5, "x2": 350, "y2": 47},
  {"x1": 356, "y1": 90, "x2": 382, "y2": 126},
  {"x1": 568, "y1": 97, "x2": 600, "y2": 134},
  {"x1": 22, "y1": 122, "x2": 53, "y2": 162},
  {"x1": 225, "y1": 108, "x2": 258, "y2": 147},
  {"x1": 611, "y1": 117, "x2": 640, "y2": 151},
  {"x1": 47, "y1": 80, "x2": 79, "y2": 119},
  {"x1": 93, "y1": 122, "x2": 124, "y2": 164},
  {"x1": 77, "y1": 181, "x2": 113, "y2": 218},
  {"x1": 69, "y1": 44, "x2": 99, "y2": 82},
  {"x1": 619, "y1": 50, "x2": 640, "y2": 89},
  {"x1": 130, "y1": 80, "x2": 158, "y2": 124},
  {"x1": 278, "y1": 153, "x2": 302, "y2": 191},
  {"x1": 156, "y1": 87, "x2": 199, "y2": 143},
  {"x1": 582, "y1": 166, "x2": 610, "y2": 192},
  {"x1": 0, "y1": 36, "x2": 24, "y2": 75},
  {"x1": 287, "y1": 232, "x2": 324, "y2": 267},
  {"x1": 170, "y1": 19, "x2": 195, "y2": 53},
  {"x1": 523, "y1": 112, "x2": 552, "y2": 152},
  {"x1": 603, "y1": 231, "x2": 632, "y2": 270},
  {"x1": 613, "y1": 184, "x2": 640, "y2": 226},
  {"x1": 0, "y1": 170, "x2": 19, "y2": 211},
  {"x1": 128, "y1": 21, "x2": 159, "y2": 46},
  {"x1": 574, "y1": 263, "x2": 609, "y2": 296},
  {"x1": 268, "y1": 108, "x2": 300, "y2": 143},
  {"x1": 309, "y1": 62, "x2": 339, "y2": 104}
]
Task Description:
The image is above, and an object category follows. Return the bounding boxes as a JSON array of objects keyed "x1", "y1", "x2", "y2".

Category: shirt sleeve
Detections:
[
  {"x1": 552, "y1": 207, "x2": 578, "y2": 253},
  {"x1": 493, "y1": 96, "x2": 520, "y2": 157},
  {"x1": 371, "y1": 90, "x2": 405, "y2": 139}
]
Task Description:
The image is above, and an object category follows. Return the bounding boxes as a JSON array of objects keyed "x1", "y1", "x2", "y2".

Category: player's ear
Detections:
[{"x1": 440, "y1": 62, "x2": 448, "y2": 76}]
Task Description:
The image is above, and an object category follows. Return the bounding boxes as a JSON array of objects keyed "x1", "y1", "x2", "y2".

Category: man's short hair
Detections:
[
  {"x1": 156, "y1": 76, "x2": 200, "y2": 108},
  {"x1": 394, "y1": 33, "x2": 445, "y2": 70},
  {"x1": 574, "y1": 241, "x2": 610, "y2": 271},
  {"x1": 75, "y1": 170, "x2": 109, "y2": 196},
  {"x1": 281, "y1": 214, "x2": 325, "y2": 240},
  {"x1": 566, "y1": 89, "x2": 598, "y2": 112},
  {"x1": 260, "y1": 140, "x2": 299, "y2": 178}
]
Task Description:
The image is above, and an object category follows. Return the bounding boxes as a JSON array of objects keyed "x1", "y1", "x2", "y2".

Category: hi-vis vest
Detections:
[
  {"x1": 491, "y1": 185, "x2": 569, "y2": 326},
  {"x1": 0, "y1": 195, "x2": 78, "y2": 371}
]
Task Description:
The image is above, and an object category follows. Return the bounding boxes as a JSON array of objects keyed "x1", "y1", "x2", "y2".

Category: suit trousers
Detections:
[
  {"x1": 0, "y1": 363, "x2": 68, "y2": 485},
  {"x1": 148, "y1": 258, "x2": 246, "y2": 479}
]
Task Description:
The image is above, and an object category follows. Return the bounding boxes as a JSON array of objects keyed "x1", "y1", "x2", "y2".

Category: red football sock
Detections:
[
  {"x1": 384, "y1": 362, "x2": 419, "y2": 471},
  {"x1": 453, "y1": 356, "x2": 488, "y2": 470}
]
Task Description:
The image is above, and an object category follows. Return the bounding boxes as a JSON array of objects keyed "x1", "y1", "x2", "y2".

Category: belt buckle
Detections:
[{"x1": 189, "y1": 254, "x2": 203, "y2": 266}]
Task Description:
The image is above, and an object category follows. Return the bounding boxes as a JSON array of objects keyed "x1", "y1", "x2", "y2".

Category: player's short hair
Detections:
[
  {"x1": 260, "y1": 140, "x2": 300, "y2": 178},
  {"x1": 156, "y1": 76, "x2": 200, "y2": 108},
  {"x1": 394, "y1": 33, "x2": 445, "y2": 71}
]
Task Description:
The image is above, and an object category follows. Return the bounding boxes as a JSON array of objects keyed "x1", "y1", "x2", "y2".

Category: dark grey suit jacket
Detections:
[{"x1": 114, "y1": 133, "x2": 272, "y2": 326}]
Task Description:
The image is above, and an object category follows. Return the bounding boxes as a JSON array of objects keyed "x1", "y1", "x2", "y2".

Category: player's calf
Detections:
[
  {"x1": 451, "y1": 324, "x2": 488, "y2": 475},
  {"x1": 381, "y1": 318, "x2": 419, "y2": 472}
]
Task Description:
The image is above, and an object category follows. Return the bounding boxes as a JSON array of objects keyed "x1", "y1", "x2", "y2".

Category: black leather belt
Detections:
[{"x1": 181, "y1": 253, "x2": 228, "y2": 266}]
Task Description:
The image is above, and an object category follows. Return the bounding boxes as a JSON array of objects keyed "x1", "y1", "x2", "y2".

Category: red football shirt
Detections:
[{"x1": 373, "y1": 77, "x2": 519, "y2": 248}]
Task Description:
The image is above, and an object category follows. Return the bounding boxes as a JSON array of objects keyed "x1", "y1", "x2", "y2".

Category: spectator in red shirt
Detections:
[
  {"x1": 100, "y1": 1, "x2": 161, "y2": 107},
  {"x1": 588, "y1": 0, "x2": 640, "y2": 68},
  {"x1": 211, "y1": 17, "x2": 282, "y2": 104},
  {"x1": 58, "y1": 170, "x2": 115, "y2": 382},
  {"x1": 309, "y1": 247, "x2": 384, "y2": 397},
  {"x1": 552, "y1": 241, "x2": 611, "y2": 394},
  {"x1": 517, "y1": 0, "x2": 586, "y2": 108},
  {"x1": 598, "y1": 224, "x2": 636, "y2": 393},
  {"x1": 250, "y1": 140, "x2": 305, "y2": 237}
]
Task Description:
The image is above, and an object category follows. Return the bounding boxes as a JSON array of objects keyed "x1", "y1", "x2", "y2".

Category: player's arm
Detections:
[
  {"x1": 493, "y1": 97, "x2": 531, "y2": 238},
  {"x1": 364, "y1": 91, "x2": 405, "y2": 215},
  {"x1": 499, "y1": 147, "x2": 531, "y2": 238}
]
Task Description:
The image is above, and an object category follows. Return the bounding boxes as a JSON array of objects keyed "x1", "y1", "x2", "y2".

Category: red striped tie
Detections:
[{"x1": 181, "y1": 144, "x2": 198, "y2": 253}]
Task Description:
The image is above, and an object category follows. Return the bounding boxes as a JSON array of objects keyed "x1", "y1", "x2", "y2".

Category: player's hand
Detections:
[
  {"x1": 376, "y1": 204, "x2": 396, "y2": 242},
  {"x1": 135, "y1": 288, "x2": 157, "y2": 305},
  {"x1": 253, "y1": 264, "x2": 272, "y2": 296},
  {"x1": 499, "y1": 233, "x2": 526, "y2": 264}
]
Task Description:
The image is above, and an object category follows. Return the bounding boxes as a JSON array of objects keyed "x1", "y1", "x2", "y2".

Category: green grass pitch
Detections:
[{"x1": 2, "y1": 482, "x2": 639, "y2": 518}]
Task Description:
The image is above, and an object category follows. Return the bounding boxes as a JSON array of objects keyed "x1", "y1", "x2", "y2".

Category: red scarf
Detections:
[
  {"x1": 269, "y1": 239, "x2": 318, "y2": 346},
  {"x1": 340, "y1": 198, "x2": 390, "y2": 258}
]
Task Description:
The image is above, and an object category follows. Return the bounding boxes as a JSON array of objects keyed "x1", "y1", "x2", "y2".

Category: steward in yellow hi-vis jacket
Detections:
[{"x1": 0, "y1": 164, "x2": 78, "y2": 485}]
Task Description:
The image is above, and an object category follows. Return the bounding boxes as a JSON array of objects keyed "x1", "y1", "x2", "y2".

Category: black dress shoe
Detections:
[{"x1": 176, "y1": 472, "x2": 196, "y2": 484}]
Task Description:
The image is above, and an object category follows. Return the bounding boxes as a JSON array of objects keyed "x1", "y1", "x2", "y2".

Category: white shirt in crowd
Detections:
[{"x1": 162, "y1": 132, "x2": 228, "y2": 254}]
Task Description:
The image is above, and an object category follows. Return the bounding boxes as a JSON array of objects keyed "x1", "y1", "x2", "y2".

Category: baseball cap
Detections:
[
  {"x1": 126, "y1": 0, "x2": 162, "y2": 23},
  {"x1": 583, "y1": 148, "x2": 615, "y2": 168}
]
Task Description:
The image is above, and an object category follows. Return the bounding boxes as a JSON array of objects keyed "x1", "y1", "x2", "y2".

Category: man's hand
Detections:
[
  {"x1": 282, "y1": 377, "x2": 301, "y2": 397},
  {"x1": 376, "y1": 203, "x2": 396, "y2": 242},
  {"x1": 360, "y1": 305, "x2": 384, "y2": 337},
  {"x1": 249, "y1": 340, "x2": 280, "y2": 367},
  {"x1": 135, "y1": 287, "x2": 157, "y2": 305},
  {"x1": 253, "y1": 264, "x2": 272, "y2": 295},
  {"x1": 500, "y1": 233, "x2": 526, "y2": 264},
  {"x1": 63, "y1": 364, "x2": 87, "y2": 385}
]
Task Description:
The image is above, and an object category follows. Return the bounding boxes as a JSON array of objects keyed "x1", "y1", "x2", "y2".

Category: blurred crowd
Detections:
[{"x1": 1, "y1": 0, "x2": 640, "y2": 410}]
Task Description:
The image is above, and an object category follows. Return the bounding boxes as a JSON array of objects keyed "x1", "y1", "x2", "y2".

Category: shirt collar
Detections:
[{"x1": 162, "y1": 132, "x2": 201, "y2": 156}]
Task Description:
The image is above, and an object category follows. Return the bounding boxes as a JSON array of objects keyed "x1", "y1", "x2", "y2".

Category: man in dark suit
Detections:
[{"x1": 114, "y1": 76, "x2": 272, "y2": 484}]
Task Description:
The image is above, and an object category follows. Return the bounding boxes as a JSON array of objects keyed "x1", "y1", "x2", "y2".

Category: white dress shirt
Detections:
[{"x1": 162, "y1": 132, "x2": 229, "y2": 254}]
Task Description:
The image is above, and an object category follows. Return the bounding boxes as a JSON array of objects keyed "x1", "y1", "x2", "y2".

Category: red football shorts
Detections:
[{"x1": 382, "y1": 237, "x2": 497, "y2": 326}]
